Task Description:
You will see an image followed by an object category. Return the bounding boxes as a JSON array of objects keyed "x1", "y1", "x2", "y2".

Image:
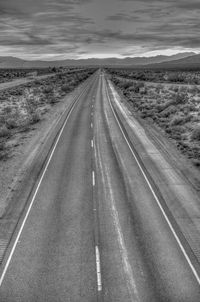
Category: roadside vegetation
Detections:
[
  {"x1": 108, "y1": 69, "x2": 200, "y2": 167},
  {"x1": 107, "y1": 68, "x2": 200, "y2": 85},
  {"x1": 0, "y1": 67, "x2": 82, "y2": 84},
  {"x1": 0, "y1": 68, "x2": 95, "y2": 160}
]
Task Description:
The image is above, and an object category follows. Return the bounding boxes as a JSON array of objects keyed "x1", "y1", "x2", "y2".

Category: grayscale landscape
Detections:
[{"x1": 0, "y1": 0, "x2": 200, "y2": 301}]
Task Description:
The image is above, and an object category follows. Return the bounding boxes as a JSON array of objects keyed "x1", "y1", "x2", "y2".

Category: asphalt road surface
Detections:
[{"x1": 0, "y1": 70, "x2": 200, "y2": 301}]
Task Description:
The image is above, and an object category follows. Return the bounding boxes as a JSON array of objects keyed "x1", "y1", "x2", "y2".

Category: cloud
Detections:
[
  {"x1": 106, "y1": 13, "x2": 140, "y2": 22},
  {"x1": 0, "y1": 0, "x2": 94, "y2": 50},
  {"x1": 0, "y1": 0, "x2": 199, "y2": 59},
  {"x1": 175, "y1": 1, "x2": 200, "y2": 10},
  {"x1": 0, "y1": 0, "x2": 46, "y2": 17},
  {"x1": 84, "y1": 28, "x2": 200, "y2": 49}
]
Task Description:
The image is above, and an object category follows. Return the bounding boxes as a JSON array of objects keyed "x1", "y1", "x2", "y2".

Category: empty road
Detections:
[{"x1": 0, "y1": 70, "x2": 200, "y2": 301}]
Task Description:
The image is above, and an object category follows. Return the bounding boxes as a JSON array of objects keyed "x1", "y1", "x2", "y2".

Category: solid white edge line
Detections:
[
  {"x1": 105, "y1": 79, "x2": 200, "y2": 286},
  {"x1": 95, "y1": 245, "x2": 102, "y2": 291},
  {"x1": 0, "y1": 77, "x2": 95, "y2": 287}
]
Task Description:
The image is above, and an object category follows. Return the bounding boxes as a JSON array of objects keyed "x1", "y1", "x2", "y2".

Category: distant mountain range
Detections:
[
  {"x1": 0, "y1": 52, "x2": 197, "y2": 68},
  {"x1": 145, "y1": 53, "x2": 200, "y2": 69}
]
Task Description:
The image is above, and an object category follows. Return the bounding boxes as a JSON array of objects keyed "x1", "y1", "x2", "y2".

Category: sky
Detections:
[{"x1": 0, "y1": 0, "x2": 199, "y2": 60}]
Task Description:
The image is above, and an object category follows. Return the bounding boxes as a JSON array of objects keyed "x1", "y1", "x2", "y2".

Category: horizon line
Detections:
[{"x1": 0, "y1": 51, "x2": 198, "y2": 62}]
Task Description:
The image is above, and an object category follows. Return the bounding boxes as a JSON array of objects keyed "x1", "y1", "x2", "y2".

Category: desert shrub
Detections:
[
  {"x1": 0, "y1": 125, "x2": 10, "y2": 137},
  {"x1": 34, "y1": 80, "x2": 42, "y2": 85},
  {"x1": 191, "y1": 115, "x2": 200, "y2": 122},
  {"x1": 39, "y1": 105, "x2": 50, "y2": 115},
  {"x1": 173, "y1": 92, "x2": 188, "y2": 105},
  {"x1": 168, "y1": 85, "x2": 175, "y2": 91},
  {"x1": 140, "y1": 103, "x2": 151, "y2": 110},
  {"x1": 140, "y1": 86, "x2": 147, "y2": 94},
  {"x1": 17, "y1": 119, "x2": 30, "y2": 132},
  {"x1": 9, "y1": 88, "x2": 23, "y2": 96},
  {"x1": 143, "y1": 109, "x2": 155, "y2": 118},
  {"x1": 172, "y1": 86, "x2": 179, "y2": 92},
  {"x1": 192, "y1": 159, "x2": 200, "y2": 167},
  {"x1": 134, "y1": 81, "x2": 145, "y2": 93},
  {"x1": 23, "y1": 91, "x2": 39, "y2": 114},
  {"x1": 119, "y1": 81, "x2": 132, "y2": 90},
  {"x1": 183, "y1": 114, "x2": 193, "y2": 123},
  {"x1": 140, "y1": 108, "x2": 155, "y2": 118},
  {"x1": 6, "y1": 117, "x2": 18, "y2": 129},
  {"x1": 167, "y1": 73, "x2": 180, "y2": 82},
  {"x1": 170, "y1": 115, "x2": 185, "y2": 126},
  {"x1": 160, "y1": 105, "x2": 177, "y2": 117},
  {"x1": 128, "y1": 85, "x2": 136, "y2": 92},
  {"x1": 157, "y1": 100, "x2": 174, "y2": 112},
  {"x1": 61, "y1": 85, "x2": 70, "y2": 93},
  {"x1": 0, "y1": 115, "x2": 6, "y2": 125},
  {"x1": 165, "y1": 126, "x2": 173, "y2": 134},
  {"x1": 134, "y1": 72, "x2": 147, "y2": 81},
  {"x1": 0, "y1": 141, "x2": 5, "y2": 151},
  {"x1": 57, "y1": 73, "x2": 64, "y2": 80},
  {"x1": 181, "y1": 104, "x2": 194, "y2": 114},
  {"x1": 156, "y1": 83, "x2": 164, "y2": 90},
  {"x1": 43, "y1": 86, "x2": 53, "y2": 94},
  {"x1": 128, "y1": 85, "x2": 138, "y2": 93},
  {"x1": 171, "y1": 125, "x2": 185, "y2": 133},
  {"x1": 188, "y1": 86, "x2": 198, "y2": 94},
  {"x1": 179, "y1": 85, "x2": 187, "y2": 93},
  {"x1": 0, "y1": 141, "x2": 8, "y2": 160},
  {"x1": 47, "y1": 96, "x2": 58, "y2": 104},
  {"x1": 30, "y1": 109, "x2": 41, "y2": 124},
  {"x1": 26, "y1": 83, "x2": 32, "y2": 88},
  {"x1": 190, "y1": 126, "x2": 200, "y2": 141},
  {"x1": 157, "y1": 117, "x2": 168, "y2": 123},
  {"x1": 3, "y1": 106, "x2": 12, "y2": 115}
]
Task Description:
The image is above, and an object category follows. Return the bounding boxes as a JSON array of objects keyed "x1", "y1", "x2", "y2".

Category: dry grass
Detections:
[
  {"x1": 0, "y1": 68, "x2": 95, "y2": 160},
  {"x1": 110, "y1": 72, "x2": 200, "y2": 167}
]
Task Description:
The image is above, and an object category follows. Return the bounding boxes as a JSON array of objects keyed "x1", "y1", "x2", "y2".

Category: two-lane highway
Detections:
[{"x1": 0, "y1": 70, "x2": 200, "y2": 301}]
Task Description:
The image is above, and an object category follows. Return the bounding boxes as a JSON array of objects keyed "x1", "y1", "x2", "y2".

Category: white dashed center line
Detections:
[
  {"x1": 95, "y1": 245, "x2": 102, "y2": 292},
  {"x1": 92, "y1": 171, "x2": 95, "y2": 186}
]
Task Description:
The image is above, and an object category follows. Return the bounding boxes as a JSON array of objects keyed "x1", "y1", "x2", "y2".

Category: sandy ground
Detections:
[{"x1": 0, "y1": 73, "x2": 56, "y2": 91}]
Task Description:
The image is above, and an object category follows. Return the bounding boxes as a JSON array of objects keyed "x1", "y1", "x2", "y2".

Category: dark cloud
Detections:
[
  {"x1": 106, "y1": 13, "x2": 140, "y2": 22},
  {"x1": 0, "y1": 0, "x2": 45, "y2": 16},
  {"x1": 84, "y1": 28, "x2": 200, "y2": 49},
  {"x1": 175, "y1": 1, "x2": 200, "y2": 10}
]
